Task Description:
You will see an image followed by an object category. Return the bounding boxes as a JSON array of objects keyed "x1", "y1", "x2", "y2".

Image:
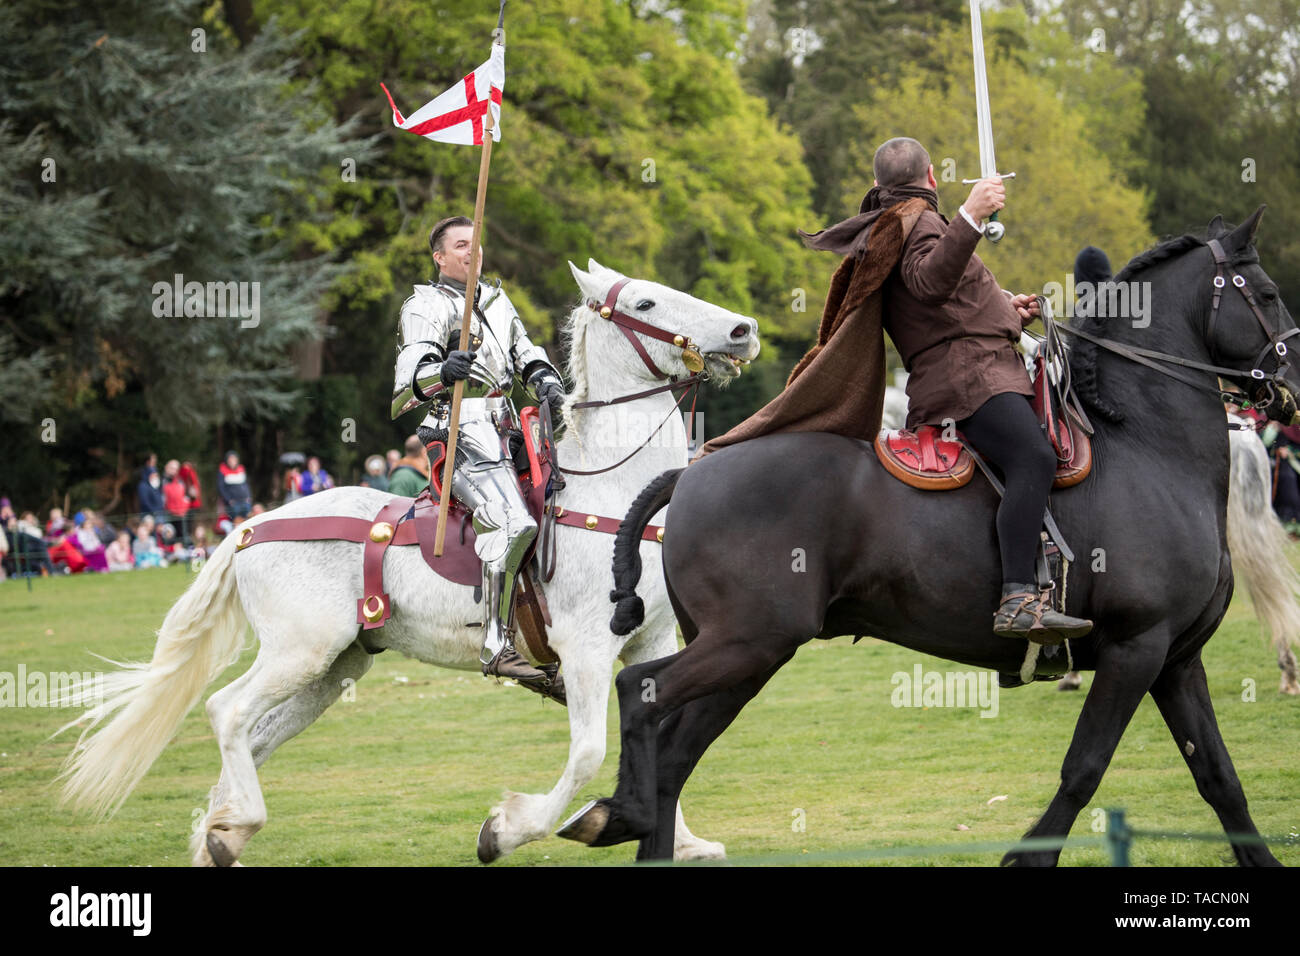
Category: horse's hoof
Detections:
[
  {"x1": 1057, "y1": 672, "x2": 1083, "y2": 691},
  {"x1": 206, "y1": 831, "x2": 238, "y2": 868},
  {"x1": 556, "y1": 799, "x2": 609, "y2": 845},
  {"x1": 477, "y1": 815, "x2": 501, "y2": 864}
]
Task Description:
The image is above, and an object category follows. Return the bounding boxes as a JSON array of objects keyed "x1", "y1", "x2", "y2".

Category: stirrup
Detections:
[{"x1": 993, "y1": 590, "x2": 1092, "y2": 645}]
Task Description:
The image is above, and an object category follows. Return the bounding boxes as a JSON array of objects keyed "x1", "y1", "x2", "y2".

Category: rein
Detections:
[
  {"x1": 555, "y1": 378, "x2": 700, "y2": 477},
  {"x1": 1053, "y1": 239, "x2": 1299, "y2": 414}
]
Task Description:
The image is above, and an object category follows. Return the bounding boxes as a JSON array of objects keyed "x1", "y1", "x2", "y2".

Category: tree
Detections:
[{"x1": 0, "y1": 0, "x2": 370, "y2": 509}]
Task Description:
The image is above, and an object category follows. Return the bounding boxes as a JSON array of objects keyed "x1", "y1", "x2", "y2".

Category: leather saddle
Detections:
[{"x1": 873, "y1": 359, "x2": 1093, "y2": 492}]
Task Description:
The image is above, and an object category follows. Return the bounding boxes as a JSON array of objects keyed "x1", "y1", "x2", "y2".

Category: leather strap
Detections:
[
  {"x1": 554, "y1": 379, "x2": 699, "y2": 477},
  {"x1": 358, "y1": 496, "x2": 415, "y2": 629},
  {"x1": 596, "y1": 278, "x2": 668, "y2": 380},
  {"x1": 552, "y1": 506, "x2": 663, "y2": 542},
  {"x1": 569, "y1": 373, "x2": 702, "y2": 410},
  {"x1": 234, "y1": 515, "x2": 419, "y2": 548}
]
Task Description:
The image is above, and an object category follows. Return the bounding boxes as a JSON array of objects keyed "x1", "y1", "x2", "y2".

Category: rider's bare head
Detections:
[
  {"x1": 873, "y1": 137, "x2": 933, "y2": 188},
  {"x1": 429, "y1": 215, "x2": 479, "y2": 285}
]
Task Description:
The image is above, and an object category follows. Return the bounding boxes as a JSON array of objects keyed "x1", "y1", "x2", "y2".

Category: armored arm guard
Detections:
[{"x1": 392, "y1": 287, "x2": 457, "y2": 419}]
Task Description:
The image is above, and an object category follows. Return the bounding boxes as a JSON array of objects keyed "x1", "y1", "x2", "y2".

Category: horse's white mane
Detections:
[{"x1": 560, "y1": 258, "x2": 627, "y2": 435}]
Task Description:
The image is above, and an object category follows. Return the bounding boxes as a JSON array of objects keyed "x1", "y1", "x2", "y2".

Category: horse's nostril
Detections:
[{"x1": 731, "y1": 324, "x2": 749, "y2": 339}]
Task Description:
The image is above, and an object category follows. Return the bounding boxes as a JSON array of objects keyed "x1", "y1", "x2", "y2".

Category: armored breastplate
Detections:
[{"x1": 436, "y1": 284, "x2": 515, "y2": 396}]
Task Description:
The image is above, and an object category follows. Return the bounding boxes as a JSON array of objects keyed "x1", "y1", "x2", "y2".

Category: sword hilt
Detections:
[{"x1": 960, "y1": 171, "x2": 1014, "y2": 242}]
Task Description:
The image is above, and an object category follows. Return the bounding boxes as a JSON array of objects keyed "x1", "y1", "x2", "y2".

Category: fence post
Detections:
[{"x1": 1105, "y1": 808, "x2": 1131, "y2": 866}]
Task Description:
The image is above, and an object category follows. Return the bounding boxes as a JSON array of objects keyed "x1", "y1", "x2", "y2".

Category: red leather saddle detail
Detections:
[
  {"x1": 872, "y1": 425, "x2": 975, "y2": 491},
  {"x1": 1030, "y1": 362, "x2": 1093, "y2": 489},
  {"x1": 873, "y1": 378, "x2": 1093, "y2": 493}
]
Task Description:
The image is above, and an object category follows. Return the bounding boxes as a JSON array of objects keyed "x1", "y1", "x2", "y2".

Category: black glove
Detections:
[
  {"x1": 536, "y1": 377, "x2": 565, "y2": 409},
  {"x1": 525, "y1": 364, "x2": 565, "y2": 408},
  {"x1": 439, "y1": 349, "x2": 477, "y2": 386}
]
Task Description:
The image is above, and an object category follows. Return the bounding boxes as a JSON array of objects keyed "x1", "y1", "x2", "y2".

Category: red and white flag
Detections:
[{"x1": 381, "y1": 43, "x2": 504, "y2": 146}]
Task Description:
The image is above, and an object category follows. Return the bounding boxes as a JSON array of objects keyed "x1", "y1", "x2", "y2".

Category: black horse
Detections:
[{"x1": 559, "y1": 208, "x2": 1295, "y2": 864}]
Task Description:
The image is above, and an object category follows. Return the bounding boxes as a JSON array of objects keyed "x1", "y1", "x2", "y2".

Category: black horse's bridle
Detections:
[{"x1": 1055, "y1": 238, "x2": 1300, "y2": 422}]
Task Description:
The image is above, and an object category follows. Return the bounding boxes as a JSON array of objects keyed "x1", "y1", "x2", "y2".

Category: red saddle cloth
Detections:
[{"x1": 874, "y1": 364, "x2": 1092, "y2": 492}]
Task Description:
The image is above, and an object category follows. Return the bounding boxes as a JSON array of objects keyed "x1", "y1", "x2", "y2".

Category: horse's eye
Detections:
[
  {"x1": 636, "y1": 299, "x2": 655, "y2": 311},
  {"x1": 1261, "y1": 287, "x2": 1279, "y2": 303}
]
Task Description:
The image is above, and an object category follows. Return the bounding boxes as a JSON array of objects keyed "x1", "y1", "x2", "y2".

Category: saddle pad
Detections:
[
  {"x1": 873, "y1": 420, "x2": 1092, "y2": 492},
  {"x1": 873, "y1": 425, "x2": 974, "y2": 491}
]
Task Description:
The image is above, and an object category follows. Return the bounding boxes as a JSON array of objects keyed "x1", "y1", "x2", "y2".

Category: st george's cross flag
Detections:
[{"x1": 381, "y1": 43, "x2": 504, "y2": 146}]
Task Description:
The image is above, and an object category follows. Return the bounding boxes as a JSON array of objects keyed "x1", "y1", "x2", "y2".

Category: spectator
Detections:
[
  {"x1": 105, "y1": 530, "x2": 133, "y2": 571},
  {"x1": 249, "y1": 503, "x2": 266, "y2": 517},
  {"x1": 284, "y1": 466, "x2": 303, "y2": 502},
  {"x1": 137, "y1": 463, "x2": 165, "y2": 522},
  {"x1": 360, "y1": 454, "x2": 390, "y2": 493},
  {"x1": 181, "y1": 461, "x2": 203, "y2": 514},
  {"x1": 45, "y1": 507, "x2": 67, "y2": 539},
  {"x1": 387, "y1": 436, "x2": 432, "y2": 497},
  {"x1": 386, "y1": 448, "x2": 401, "y2": 475},
  {"x1": 90, "y1": 510, "x2": 117, "y2": 546},
  {"x1": 75, "y1": 516, "x2": 109, "y2": 572},
  {"x1": 5, "y1": 512, "x2": 53, "y2": 577},
  {"x1": 133, "y1": 523, "x2": 164, "y2": 568},
  {"x1": 162, "y1": 459, "x2": 192, "y2": 544},
  {"x1": 47, "y1": 528, "x2": 88, "y2": 573},
  {"x1": 217, "y1": 451, "x2": 252, "y2": 519},
  {"x1": 300, "y1": 457, "x2": 334, "y2": 495},
  {"x1": 190, "y1": 525, "x2": 211, "y2": 560}
]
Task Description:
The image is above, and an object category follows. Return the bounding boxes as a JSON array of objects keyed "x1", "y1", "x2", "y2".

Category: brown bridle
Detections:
[{"x1": 587, "y1": 277, "x2": 706, "y2": 380}]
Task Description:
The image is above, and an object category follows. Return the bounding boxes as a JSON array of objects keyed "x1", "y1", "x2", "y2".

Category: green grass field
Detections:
[{"x1": 0, "y1": 563, "x2": 1296, "y2": 866}]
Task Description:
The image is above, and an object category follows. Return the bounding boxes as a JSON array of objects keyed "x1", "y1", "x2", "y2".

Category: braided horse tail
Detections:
[{"x1": 609, "y1": 469, "x2": 684, "y2": 635}]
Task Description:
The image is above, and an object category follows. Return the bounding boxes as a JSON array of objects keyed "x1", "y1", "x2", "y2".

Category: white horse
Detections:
[
  {"x1": 882, "y1": 385, "x2": 1300, "y2": 694},
  {"x1": 59, "y1": 259, "x2": 760, "y2": 865},
  {"x1": 1225, "y1": 412, "x2": 1300, "y2": 695}
]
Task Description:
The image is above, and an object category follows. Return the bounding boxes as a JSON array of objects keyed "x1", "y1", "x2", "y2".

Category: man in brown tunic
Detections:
[{"x1": 875, "y1": 136, "x2": 1092, "y2": 642}]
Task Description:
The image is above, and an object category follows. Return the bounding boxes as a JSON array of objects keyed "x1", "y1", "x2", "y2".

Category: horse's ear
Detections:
[
  {"x1": 1225, "y1": 205, "x2": 1266, "y2": 250},
  {"x1": 569, "y1": 260, "x2": 606, "y2": 303},
  {"x1": 587, "y1": 258, "x2": 624, "y2": 279},
  {"x1": 1207, "y1": 215, "x2": 1225, "y2": 238}
]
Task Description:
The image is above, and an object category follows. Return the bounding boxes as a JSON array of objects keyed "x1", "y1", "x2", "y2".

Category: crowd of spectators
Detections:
[{"x1": 2, "y1": 439, "x2": 435, "y2": 581}]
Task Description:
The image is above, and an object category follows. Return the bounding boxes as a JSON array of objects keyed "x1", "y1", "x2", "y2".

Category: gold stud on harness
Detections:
[
  {"x1": 236, "y1": 527, "x2": 255, "y2": 549},
  {"x1": 655, "y1": 527, "x2": 665, "y2": 542},
  {"x1": 369, "y1": 521, "x2": 394, "y2": 543},
  {"x1": 585, "y1": 514, "x2": 599, "y2": 530}
]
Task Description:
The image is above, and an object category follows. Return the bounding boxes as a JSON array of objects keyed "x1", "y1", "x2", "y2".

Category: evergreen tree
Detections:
[{"x1": 0, "y1": 0, "x2": 370, "y2": 509}]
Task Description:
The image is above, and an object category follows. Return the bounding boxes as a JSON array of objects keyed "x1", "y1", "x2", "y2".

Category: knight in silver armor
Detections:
[{"x1": 391, "y1": 216, "x2": 566, "y2": 694}]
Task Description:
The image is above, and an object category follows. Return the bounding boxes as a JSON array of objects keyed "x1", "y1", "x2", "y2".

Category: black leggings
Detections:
[{"x1": 957, "y1": 392, "x2": 1058, "y2": 586}]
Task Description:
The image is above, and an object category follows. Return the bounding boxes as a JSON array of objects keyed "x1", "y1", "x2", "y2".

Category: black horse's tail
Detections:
[{"x1": 610, "y1": 468, "x2": 684, "y2": 636}]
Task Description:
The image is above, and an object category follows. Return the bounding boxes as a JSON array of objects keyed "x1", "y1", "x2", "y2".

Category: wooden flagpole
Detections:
[{"x1": 434, "y1": 6, "x2": 504, "y2": 556}]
